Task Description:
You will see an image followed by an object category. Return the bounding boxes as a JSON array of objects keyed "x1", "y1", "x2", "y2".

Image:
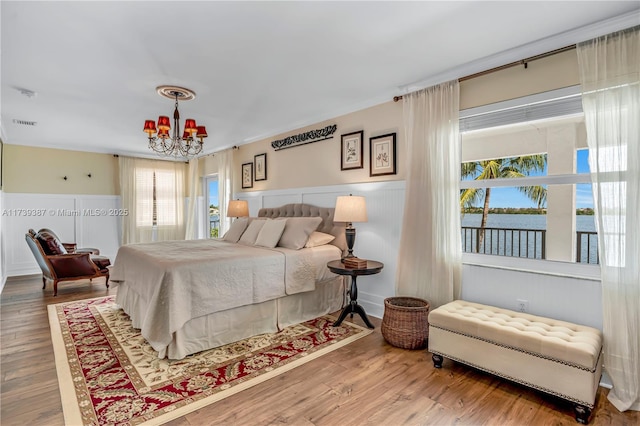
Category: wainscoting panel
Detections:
[
  {"x1": 354, "y1": 184, "x2": 406, "y2": 317},
  {"x1": 75, "y1": 196, "x2": 121, "y2": 260},
  {"x1": 262, "y1": 193, "x2": 303, "y2": 209},
  {"x1": 4, "y1": 193, "x2": 121, "y2": 277},
  {"x1": 461, "y1": 263, "x2": 603, "y2": 329},
  {"x1": 301, "y1": 191, "x2": 344, "y2": 208},
  {"x1": 245, "y1": 197, "x2": 264, "y2": 218},
  {"x1": 0, "y1": 190, "x2": 5, "y2": 293}
]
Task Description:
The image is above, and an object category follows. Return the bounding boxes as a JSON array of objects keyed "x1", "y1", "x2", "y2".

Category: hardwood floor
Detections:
[{"x1": 1, "y1": 275, "x2": 638, "y2": 426}]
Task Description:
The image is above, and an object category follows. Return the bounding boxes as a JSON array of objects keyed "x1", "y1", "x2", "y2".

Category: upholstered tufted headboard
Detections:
[{"x1": 258, "y1": 203, "x2": 346, "y2": 252}]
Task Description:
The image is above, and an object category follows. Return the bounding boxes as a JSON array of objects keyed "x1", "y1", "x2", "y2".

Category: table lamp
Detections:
[
  {"x1": 333, "y1": 194, "x2": 367, "y2": 260},
  {"x1": 227, "y1": 199, "x2": 249, "y2": 219}
]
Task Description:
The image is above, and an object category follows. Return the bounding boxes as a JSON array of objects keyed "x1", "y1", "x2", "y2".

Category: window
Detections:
[
  {"x1": 135, "y1": 167, "x2": 154, "y2": 227},
  {"x1": 459, "y1": 87, "x2": 598, "y2": 266},
  {"x1": 119, "y1": 156, "x2": 185, "y2": 244},
  {"x1": 206, "y1": 175, "x2": 219, "y2": 238},
  {"x1": 135, "y1": 168, "x2": 181, "y2": 227}
]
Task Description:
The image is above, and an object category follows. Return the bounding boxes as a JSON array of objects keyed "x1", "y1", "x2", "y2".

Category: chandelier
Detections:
[{"x1": 143, "y1": 86, "x2": 207, "y2": 158}]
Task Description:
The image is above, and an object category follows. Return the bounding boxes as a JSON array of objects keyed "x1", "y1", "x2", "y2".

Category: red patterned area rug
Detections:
[{"x1": 48, "y1": 296, "x2": 372, "y2": 425}]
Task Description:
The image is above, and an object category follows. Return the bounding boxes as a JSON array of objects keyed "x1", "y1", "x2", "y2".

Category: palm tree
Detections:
[{"x1": 460, "y1": 155, "x2": 547, "y2": 247}]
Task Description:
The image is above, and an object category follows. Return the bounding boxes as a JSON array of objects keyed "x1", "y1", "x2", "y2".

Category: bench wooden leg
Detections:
[
  {"x1": 574, "y1": 404, "x2": 591, "y2": 424},
  {"x1": 432, "y1": 354, "x2": 443, "y2": 368}
]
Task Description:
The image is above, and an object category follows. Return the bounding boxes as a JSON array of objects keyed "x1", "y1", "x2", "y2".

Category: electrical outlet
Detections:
[{"x1": 517, "y1": 299, "x2": 529, "y2": 313}]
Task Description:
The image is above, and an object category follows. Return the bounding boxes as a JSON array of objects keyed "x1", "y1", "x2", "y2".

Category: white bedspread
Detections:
[{"x1": 110, "y1": 239, "x2": 338, "y2": 353}]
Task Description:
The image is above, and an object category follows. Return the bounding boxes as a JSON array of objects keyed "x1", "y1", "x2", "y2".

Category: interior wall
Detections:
[
  {"x1": 459, "y1": 49, "x2": 580, "y2": 109},
  {"x1": 3, "y1": 144, "x2": 119, "y2": 195},
  {"x1": 1, "y1": 140, "x2": 6, "y2": 291},
  {"x1": 3, "y1": 193, "x2": 121, "y2": 276},
  {"x1": 0, "y1": 189, "x2": 5, "y2": 293},
  {"x1": 232, "y1": 101, "x2": 404, "y2": 194}
]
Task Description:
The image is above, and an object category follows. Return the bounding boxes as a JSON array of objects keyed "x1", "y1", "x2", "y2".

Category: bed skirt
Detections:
[{"x1": 115, "y1": 275, "x2": 346, "y2": 359}]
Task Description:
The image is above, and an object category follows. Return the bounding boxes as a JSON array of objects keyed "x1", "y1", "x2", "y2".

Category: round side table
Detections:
[{"x1": 327, "y1": 259, "x2": 383, "y2": 329}]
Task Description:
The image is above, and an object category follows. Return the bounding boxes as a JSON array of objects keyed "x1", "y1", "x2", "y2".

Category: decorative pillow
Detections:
[
  {"x1": 254, "y1": 219, "x2": 287, "y2": 248},
  {"x1": 222, "y1": 217, "x2": 249, "y2": 243},
  {"x1": 278, "y1": 217, "x2": 322, "y2": 250},
  {"x1": 304, "y1": 231, "x2": 335, "y2": 248},
  {"x1": 35, "y1": 231, "x2": 67, "y2": 255},
  {"x1": 238, "y1": 219, "x2": 267, "y2": 245}
]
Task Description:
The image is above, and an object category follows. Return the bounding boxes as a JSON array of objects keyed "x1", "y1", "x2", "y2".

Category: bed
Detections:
[{"x1": 110, "y1": 203, "x2": 347, "y2": 359}]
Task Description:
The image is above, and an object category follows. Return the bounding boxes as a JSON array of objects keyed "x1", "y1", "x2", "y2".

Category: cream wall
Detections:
[
  {"x1": 3, "y1": 144, "x2": 119, "y2": 195},
  {"x1": 459, "y1": 49, "x2": 579, "y2": 109},
  {"x1": 232, "y1": 101, "x2": 404, "y2": 194}
]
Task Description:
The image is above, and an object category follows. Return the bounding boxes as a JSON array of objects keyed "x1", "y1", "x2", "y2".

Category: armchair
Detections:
[
  {"x1": 33, "y1": 228, "x2": 101, "y2": 255},
  {"x1": 25, "y1": 229, "x2": 110, "y2": 296}
]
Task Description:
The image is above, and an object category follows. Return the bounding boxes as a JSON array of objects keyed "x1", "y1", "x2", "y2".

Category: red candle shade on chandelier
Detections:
[{"x1": 143, "y1": 86, "x2": 207, "y2": 158}]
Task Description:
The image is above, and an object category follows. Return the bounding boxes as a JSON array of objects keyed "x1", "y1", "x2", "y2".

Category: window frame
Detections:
[{"x1": 459, "y1": 86, "x2": 600, "y2": 279}]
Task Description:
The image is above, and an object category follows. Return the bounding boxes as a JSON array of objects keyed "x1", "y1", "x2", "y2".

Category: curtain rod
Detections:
[{"x1": 393, "y1": 44, "x2": 576, "y2": 102}]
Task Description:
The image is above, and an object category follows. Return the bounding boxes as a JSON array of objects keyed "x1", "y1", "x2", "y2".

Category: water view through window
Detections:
[
  {"x1": 461, "y1": 127, "x2": 598, "y2": 264},
  {"x1": 208, "y1": 177, "x2": 219, "y2": 238}
]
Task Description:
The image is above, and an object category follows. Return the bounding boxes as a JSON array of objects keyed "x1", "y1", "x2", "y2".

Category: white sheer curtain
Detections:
[
  {"x1": 216, "y1": 148, "x2": 235, "y2": 236},
  {"x1": 396, "y1": 80, "x2": 462, "y2": 308},
  {"x1": 119, "y1": 156, "x2": 153, "y2": 244},
  {"x1": 577, "y1": 26, "x2": 640, "y2": 412},
  {"x1": 184, "y1": 157, "x2": 200, "y2": 240},
  {"x1": 119, "y1": 156, "x2": 186, "y2": 244}
]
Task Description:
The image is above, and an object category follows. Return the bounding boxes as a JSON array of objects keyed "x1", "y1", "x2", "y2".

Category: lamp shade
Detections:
[
  {"x1": 334, "y1": 195, "x2": 367, "y2": 223},
  {"x1": 184, "y1": 119, "x2": 197, "y2": 134},
  {"x1": 157, "y1": 116, "x2": 171, "y2": 131},
  {"x1": 143, "y1": 120, "x2": 157, "y2": 135},
  {"x1": 196, "y1": 126, "x2": 208, "y2": 138},
  {"x1": 227, "y1": 200, "x2": 249, "y2": 218}
]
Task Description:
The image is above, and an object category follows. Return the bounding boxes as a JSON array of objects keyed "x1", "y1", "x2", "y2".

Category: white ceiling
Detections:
[{"x1": 1, "y1": 1, "x2": 639, "y2": 158}]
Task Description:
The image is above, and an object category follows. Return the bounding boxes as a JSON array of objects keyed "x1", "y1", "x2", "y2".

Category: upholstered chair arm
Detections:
[
  {"x1": 62, "y1": 242, "x2": 77, "y2": 253},
  {"x1": 48, "y1": 253, "x2": 100, "y2": 278}
]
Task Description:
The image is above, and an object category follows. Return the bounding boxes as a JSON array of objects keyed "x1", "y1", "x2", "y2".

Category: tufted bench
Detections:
[{"x1": 428, "y1": 300, "x2": 603, "y2": 424}]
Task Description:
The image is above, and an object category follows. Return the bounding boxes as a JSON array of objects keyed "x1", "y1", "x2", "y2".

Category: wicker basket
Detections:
[{"x1": 381, "y1": 297, "x2": 430, "y2": 349}]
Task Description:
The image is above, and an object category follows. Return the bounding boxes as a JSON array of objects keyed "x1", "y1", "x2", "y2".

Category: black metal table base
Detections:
[{"x1": 333, "y1": 301, "x2": 375, "y2": 329}]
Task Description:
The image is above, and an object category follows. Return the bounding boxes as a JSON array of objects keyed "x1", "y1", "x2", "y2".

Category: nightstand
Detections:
[{"x1": 327, "y1": 259, "x2": 383, "y2": 329}]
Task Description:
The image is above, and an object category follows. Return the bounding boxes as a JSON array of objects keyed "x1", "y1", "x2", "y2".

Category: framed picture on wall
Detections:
[
  {"x1": 341, "y1": 130, "x2": 363, "y2": 170},
  {"x1": 369, "y1": 133, "x2": 396, "y2": 176},
  {"x1": 242, "y1": 162, "x2": 253, "y2": 189},
  {"x1": 254, "y1": 153, "x2": 267, "y2": 181}
]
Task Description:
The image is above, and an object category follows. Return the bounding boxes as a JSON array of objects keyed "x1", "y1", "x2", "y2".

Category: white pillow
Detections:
[
  {"x1": 222, "y1": 217, "x2": 249, "y2": 243},
  {"x1": 304, "y1": 231, "x2": 335, "y2": 248},
  {"x1": 238, "y1": 219, "x2": 266, "y2": 245},
  {"x1": 278, "y1": 217, "x2": 322, "y2": 250},
  {"x1": 255, "y1": 219, "x2": 287, "y2": 248}
]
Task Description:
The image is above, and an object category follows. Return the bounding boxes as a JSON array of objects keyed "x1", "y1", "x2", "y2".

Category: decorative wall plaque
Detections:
[{"x1": 271, "y1": 124, "x2": 337, "y2": 151}]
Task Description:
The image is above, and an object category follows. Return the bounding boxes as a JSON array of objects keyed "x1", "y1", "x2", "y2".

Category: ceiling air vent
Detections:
[{"x1": 12, "y1": 119, "x2": 37, "y2": 126}]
